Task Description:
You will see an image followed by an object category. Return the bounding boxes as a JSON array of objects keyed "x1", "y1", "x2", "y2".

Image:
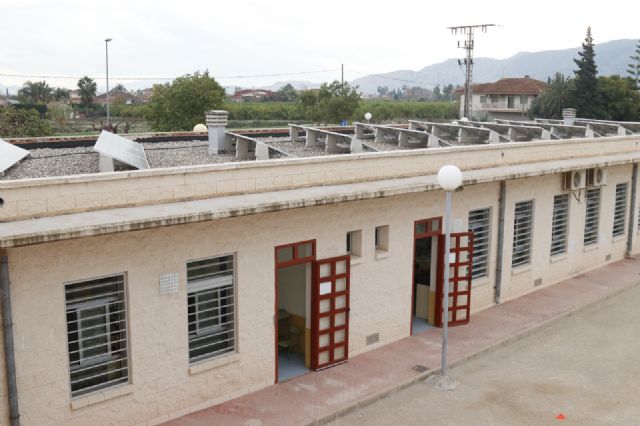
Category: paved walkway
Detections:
[{"x1": 165, "y1": 257, "x2": 640, "y2": 426}]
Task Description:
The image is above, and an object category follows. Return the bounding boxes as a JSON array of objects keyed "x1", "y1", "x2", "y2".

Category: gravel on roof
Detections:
[
  {"x1": 0, "y1": 147, "x2": 99, "y2": 180},
  {"x1": 360, "y1": 137, "x2": 402, "y2": 151},
  {"x1": 263, "y1": 140, "x2": 326, "y2": 157},
  {"x1": 141, "y1": 141, "x2": 237, "y2": 168}
]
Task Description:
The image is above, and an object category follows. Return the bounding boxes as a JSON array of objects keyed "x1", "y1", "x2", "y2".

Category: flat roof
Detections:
[{"x1": 2, "y1": 117, "x2": 639, "y2": 181}]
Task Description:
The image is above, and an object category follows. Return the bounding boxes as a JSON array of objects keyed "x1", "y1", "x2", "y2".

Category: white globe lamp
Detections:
[
  {"x1": 193, "y1": 123, "x2": 208, "y2": 132},
  {"x1": 437, "y1": 165, "x2": 462, "y2": 191}
]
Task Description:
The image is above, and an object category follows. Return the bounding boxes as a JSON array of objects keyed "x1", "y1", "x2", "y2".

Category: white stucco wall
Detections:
[{"x1": 2, "y1": 163, "x2": 638, "y2": 425}]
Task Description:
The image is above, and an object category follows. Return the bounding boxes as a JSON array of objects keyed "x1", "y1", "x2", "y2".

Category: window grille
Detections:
[
  {"x1": 65, "y1": 274, "x2": 129, "y2": 398},
  {"x1": 612, "y1": 183, "x2": 628, "y2": 237},
  {"x1": 550, "y1": 194, "x2": 569, "y2": 256},
  {"x1": 187, "y1": 254, "x2": 235, "y2": 363},
  {"x1": 584, "y1": 188, "x2": 601, "y2": 246},
  {"x1": 468, "y1": 208, "x2": 490, "y2": 278},
  {"x1": 512, "y1": 200, "x2": 534, "y2": 267}
]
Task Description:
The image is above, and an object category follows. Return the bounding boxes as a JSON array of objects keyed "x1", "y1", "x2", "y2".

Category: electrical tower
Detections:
[{"x1": 448, "y1": 24, "x2": 495, "y2": 118}]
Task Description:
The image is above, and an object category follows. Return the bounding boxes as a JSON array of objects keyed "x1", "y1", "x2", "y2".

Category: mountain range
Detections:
[{"x1": 350, "y1": 38, "x2": 638, "y2": 94}]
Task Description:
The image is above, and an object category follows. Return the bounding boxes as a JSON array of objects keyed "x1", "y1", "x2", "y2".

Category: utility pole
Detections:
[
  {"x1": 448, "y1": 24, "x2": 495, "y2": 118},
  {"x1": 105, "y1": 38, "x2": 113, "y2": 129},
  {"x1": 341, "y1": 64, "x2": 344, "y2": 90}
]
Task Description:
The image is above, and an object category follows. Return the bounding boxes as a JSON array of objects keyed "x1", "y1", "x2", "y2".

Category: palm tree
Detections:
[
  {"x1": 52, "y1": 87, "x2": 70, "y2": 102},
  {"x1": 77, "y1": 76, "x2": 97, "y2": 113},
  {"x1": 18, "y1": 80, "x2": 52, "y2": 104},
  {"x1": 535, "y1": 73, "x2": 572, "y2": 118}
]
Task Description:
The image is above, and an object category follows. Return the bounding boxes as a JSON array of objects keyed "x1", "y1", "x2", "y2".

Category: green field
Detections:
[{"x1": 19, "y1": 99, "x2": 460, "y2": 136}]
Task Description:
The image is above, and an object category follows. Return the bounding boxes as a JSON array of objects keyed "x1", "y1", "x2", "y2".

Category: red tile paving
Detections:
[{"x1": 164, "y1": 258, "x2": 640, "y2": 426}]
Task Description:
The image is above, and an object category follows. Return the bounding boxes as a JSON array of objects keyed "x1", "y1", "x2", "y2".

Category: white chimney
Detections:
[
  {"x1": 562, "y1": 108, "x2": 576, "y2": 126},
  {"x1": 206, "y1": 110, "x2": 229, "y2": 154}
]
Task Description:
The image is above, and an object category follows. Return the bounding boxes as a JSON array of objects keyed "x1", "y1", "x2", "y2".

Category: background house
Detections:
[{"x1": 459, "y1": 76, "x2": 547, "y2": 120}]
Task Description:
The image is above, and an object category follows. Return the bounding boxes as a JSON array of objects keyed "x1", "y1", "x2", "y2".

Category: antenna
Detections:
[{"x1": 447, "y1": 24, "x2": 496, "y2": 118}]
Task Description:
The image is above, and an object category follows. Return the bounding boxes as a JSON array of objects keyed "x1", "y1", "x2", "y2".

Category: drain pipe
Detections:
[
  {"x1": 494, "y1": 181, "x2": 507, "y2": 304},
  {"x1": 626, "y1": 163, "x2": 638, "y2": 257},
  {"x1": 0, "y1": 255, "x2": 20, "y2": 426}
]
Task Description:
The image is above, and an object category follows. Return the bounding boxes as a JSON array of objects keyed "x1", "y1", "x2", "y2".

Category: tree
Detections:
[
  {"x1": 276, "y1": 84, "x2": 299, "y2": 102},
  {"x1": 628, "y1": 39, "x2": 640, "y2": 89},
  {"x1": 77, "y1": 76, "x2": 97, "y2": 113},
  {"x1": 298, "y1": 80, "x2": 361, "y2": 123},
  {"x1": 532, "y1": 73, "x2": 573, "y2": 118},
  {"x1": 113, "y1": 83, "x2": 127, "y2": 92},
  {"x1": 433, "y1": 85, "x2": 441, "y2": 100},
  {"x1": 442, "y1": 84, "x2": 454, "y2": 101},
  {"x1": 571, "y1": 27, "x2": 599, "y2": 117},
  {"x1": 0, "y1": 105, "x2": 51, "y2": 137},
  {"x1": 592, "y1": 75, "x2": 640, "y2": 121},
  {"x1": 18, "y1": 80, "x2": 52, "y2": 103},
  {"x1": 145, "y1": 70, "x2": 225, "y2": 131},
  {"x1": 52, "y1": 87, "x2": 70, "y2": 102},
  {"x1": 377, "y1": 86, "x2": 389, "y2": 97}
]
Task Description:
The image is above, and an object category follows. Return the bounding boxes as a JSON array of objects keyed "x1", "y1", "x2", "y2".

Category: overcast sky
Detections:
[{"x1": 1, "y1": 0, "x2": 638, "y2": 92}]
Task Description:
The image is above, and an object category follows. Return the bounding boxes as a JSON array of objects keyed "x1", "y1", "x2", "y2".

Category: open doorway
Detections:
[
  {"x1": 411, "y1": 217, "x2": 442, "y2": 335},
  {"x1": 275, "y1": 241, "x2": 315, "y2": 382}
]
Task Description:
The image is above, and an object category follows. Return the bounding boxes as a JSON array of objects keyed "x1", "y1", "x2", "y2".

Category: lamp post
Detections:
[
  {"x1": 105, "y1": 38, "x2": 112, "y2": 130},
  {"x1": 434, "y1": 164, "x2": 462, "y2": 389},
  {"x1": 364, "y1": 112, "x2": 372, "y2": 123}
]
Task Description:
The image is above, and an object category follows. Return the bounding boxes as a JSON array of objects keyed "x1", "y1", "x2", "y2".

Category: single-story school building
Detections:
[{"x1": 1, "y1": 114, "x2": 639, "y2": 424}]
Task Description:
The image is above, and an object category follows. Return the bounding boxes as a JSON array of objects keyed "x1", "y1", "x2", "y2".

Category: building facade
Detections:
[
  {"x1": 0, "y1": 132, "x2": 639, "y2": 425},
  {"x1": 459, "y1": 76, "x2": 547, "y2": 120}
]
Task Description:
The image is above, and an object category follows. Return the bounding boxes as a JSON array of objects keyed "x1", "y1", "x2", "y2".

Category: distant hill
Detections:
[{"x1": 351, "y1": 39, "x2": 638, "y2": 94}]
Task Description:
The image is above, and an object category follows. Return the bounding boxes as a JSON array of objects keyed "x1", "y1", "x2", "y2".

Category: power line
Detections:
[
  {"x1": 345, "y1": 69, "x2": 450, "y2": 87},
  {"x1": 0, "y1": 68, "x2": 341, "y2": 81}
]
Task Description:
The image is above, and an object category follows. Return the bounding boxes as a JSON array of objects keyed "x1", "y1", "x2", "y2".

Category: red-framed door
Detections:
[
  {"x1": 274, "y1": 240, "x2": 316, "y2": 383},
  {"x1": 411, "y1": 217, "x2": 442, "y2": 334},
  {"x1": 435, "y1": 232, "x2": 474, "y2": 327},
  {"x1": 311, "y1": 255, "x2": 350, "y2": 370}
]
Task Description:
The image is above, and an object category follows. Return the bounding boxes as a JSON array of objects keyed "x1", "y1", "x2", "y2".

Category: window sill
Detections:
[
  {"x1": 511, "y1": 264, "x2": 532, "y2": 276},
  {"x1": 471, "y1": 276, "x2": 490, "y2": 288},
  {"x1": 189, "y1": 352, "x2": 240, "y2": 376},
  {"x1": 550, "y1": 253, "x2": 568, "y2": 263},
  {"x1": 350, "y1": 255, "x2": 363, "y2": 266},
  {"x1": 70, "y1": 383, "x2": 134, "y2": 410},
  {"x1": 583, "y1": 243, "x2": 599, "y2": 252},
  {"x1": 374, "y1": 250, "x2": 390, "y2": 260},
  {"x1": 612, "y1": 234, "x2": 626, "y2": 244}
]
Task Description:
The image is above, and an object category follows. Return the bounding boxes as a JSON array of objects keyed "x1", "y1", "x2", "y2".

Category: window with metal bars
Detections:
[
  {"x1": 512, "y1": 200, "x2": 534, "y2": 267},
  {"x1": 550, "y1": 194, "x2": 569, "y2": 256},
  {"x1": 612, "y1": 183, "x2": 628, "y2": 237},
  {"x1": 187, "y1": 254, "x2": 235, "y2": 364},
  {"x1": 468, "y1": 208, "x2": 490, "y2": 279},
  {"x1": 65, "y1": 274, "x2": 129, "y2": 398},
  {"x1": 584, "y1": 188, "x2": 601, "y2": 245}
]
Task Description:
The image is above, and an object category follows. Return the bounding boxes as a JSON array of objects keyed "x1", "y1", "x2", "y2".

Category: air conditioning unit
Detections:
[
  {"x1": 563, "y1": 170, "x2": 586, "y2": 191},
  {"x1": 586, "y1": 168, "x2": 607, "y2": 187}
]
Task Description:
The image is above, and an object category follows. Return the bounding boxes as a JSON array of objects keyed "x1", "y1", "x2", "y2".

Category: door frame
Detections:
[
  {"x1": 410, "y1": 217, "x2": 442, "y2": 335},
  {"x1": 274, "y1": 240, "x2": 316, "y2": 383}
]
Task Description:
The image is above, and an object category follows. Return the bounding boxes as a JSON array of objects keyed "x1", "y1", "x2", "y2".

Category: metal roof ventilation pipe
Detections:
[
  {"x1": 562, "y1": 108, "x2": 576, "y2": 126},
  {"x1": 206, "y1": 110, "x2": 229, "y2": 154}
]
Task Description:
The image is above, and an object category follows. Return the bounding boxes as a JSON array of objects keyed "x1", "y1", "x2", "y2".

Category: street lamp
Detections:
[
  {"x1": 364, "y1": 112, "x2": 372, "y2": 123},
  {"x1": 105, "y1": 38, "x2": 112, "y2": 130},
  {"x1": 432, "y1": 164, "x2": 462, "y2": 390}
]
